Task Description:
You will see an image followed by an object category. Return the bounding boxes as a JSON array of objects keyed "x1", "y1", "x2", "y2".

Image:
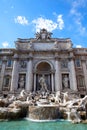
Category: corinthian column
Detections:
[
  {"x1": 55, "y1": 57, "x2": 61, "y2": 91},
  {"x1": 34, "y1": 74, "x2": 36, "y2": 92},
  {"x1": 82, "y1": 60, "x2": 87, "y2": 91},
  {"x1": 69, "y1": 59, "x2": 77, "y2": 91},
  {"x1": 26, "y1": 56, "x2": 33, "y2": 92},
  {"x1": 0, "y1": 58, "x2": 6, "y2": 91},
  {"x1": 10, "y1": 54, "x2": 19, "y2": 91},
  {"x1": 51, "y1": 73, "x2": 54, "y2": 92}
]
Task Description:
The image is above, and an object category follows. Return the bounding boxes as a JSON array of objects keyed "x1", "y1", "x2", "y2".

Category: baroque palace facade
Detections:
[{"x1": 0, "y1": 29, "x2": 87, "y2": 97}]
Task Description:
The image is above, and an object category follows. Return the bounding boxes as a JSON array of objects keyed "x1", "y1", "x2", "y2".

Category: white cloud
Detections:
[
  {"x1": 76, "y1": 45, "x2": 82, "y2": 48},
  {"x1": 2, "y1": 41, "x2": 9, "y2": 48},
  {"x1": 70, "y1": 0, "x2": 83, "y2": 17},
  {"x1": 32, "y1": 17, "x2": 57, "y2": 32},
  {"x1": 32, "y1": 15, "x2": 64, "y2": 32},
  {"x1": 76, "y1": 20, "x2": 86, "y2": 35},
  {"x1": 70, "y1": 0, "x2": 86, "y2": 35},
  {"x1": 14, "y1": 16, "x2": 29, "y2": 25},
  {"x1": 57, "y1": 15, "x2": 64, "y2": 30}
]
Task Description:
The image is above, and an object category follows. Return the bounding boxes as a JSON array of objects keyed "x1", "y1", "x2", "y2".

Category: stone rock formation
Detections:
[{"x1": 0, "y1": 89, "x2": 87, "y2": 123}]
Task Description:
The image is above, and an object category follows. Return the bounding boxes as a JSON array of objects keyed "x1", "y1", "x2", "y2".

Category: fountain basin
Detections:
[{"x1": 28, "y1": 105, "x2": 60, "y2": 120}]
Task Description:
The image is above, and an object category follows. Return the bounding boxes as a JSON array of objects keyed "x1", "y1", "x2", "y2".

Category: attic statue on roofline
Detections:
[{"x1": 35, "y1": 28, "x2": 52, "y2": 40}]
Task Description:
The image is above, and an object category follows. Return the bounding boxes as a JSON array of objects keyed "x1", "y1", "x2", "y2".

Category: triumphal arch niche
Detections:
[{"x1": 34, "y1": 61, "x2": 54, "y2": 91}]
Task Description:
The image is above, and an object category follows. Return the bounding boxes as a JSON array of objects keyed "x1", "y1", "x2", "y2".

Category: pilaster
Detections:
[
  {"x1": 82, "y1": 60, "x2": 87, "y2": 93},
  {"x1": 51, "y1": 72, "x2": 54, "y2": 92}
]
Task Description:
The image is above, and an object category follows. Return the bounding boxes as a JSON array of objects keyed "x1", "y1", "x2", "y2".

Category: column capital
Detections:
[
  {"x1": 27, "y1": 56, "x2": 33, "y2": 61},
  {"x1": 68, "y1": 56, "x2": 75, "y2": 61},
  {"x1": 13, "y1": 54, "x2": 19, "y2": 60},
  {"x1": 51, "y1": 69, "x2": 55, "y2": 73},
  {"x1": 54, "y1": 56, "x2": 61, "y2": 60},
  {"x1": 81, "y1": 58, "x2": 86, "y2": 62},
  {"x1": 2, "y1": 56, "x2": 7, "y2": 63}
]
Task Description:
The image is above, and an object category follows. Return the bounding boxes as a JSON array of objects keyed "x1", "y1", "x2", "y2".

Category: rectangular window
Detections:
[
  {"x1": 0, "y1": 59, "x2": 2, "y2": 65},
  {"x1": 3, "y1": 77, "x2": 10, "y2": 87},
  {"x1": 7, "y1": 60, "x2": 12, "y2": 67},
  {"x1": 75, "y1": 59, "x2": 81, "y2": 67},
  {"x1": 77, "y1": 77, "x2": 85, "y2": 87},
  {"x1": 5, "y1": 78, "x2": 9, "y2": 87}
]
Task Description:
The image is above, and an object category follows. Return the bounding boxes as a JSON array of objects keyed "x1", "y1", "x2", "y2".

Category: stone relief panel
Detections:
[
  {"x1": 20, "y1": 61, "x2": 27, "y2": 68},
  {"x1": 61, "y1": 60, "x2": 68, "y2": 69},
  {"x1": 18, "y1": 60, "x2": 27, "y2": 72},
  {"x1": 33, "y1": 43, "x2": 54, "y2": 51},
  {"x1": 19, "y1": 54, "x2": 28, "y2": 59},
  {"x1": 33, "y1": 52, "x2": 54, "y2": 59}
]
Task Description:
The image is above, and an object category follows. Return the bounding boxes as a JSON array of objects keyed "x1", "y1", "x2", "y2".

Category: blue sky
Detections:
[{"x1": 0, "y1": 0, "x2": 87, "y2": 48}]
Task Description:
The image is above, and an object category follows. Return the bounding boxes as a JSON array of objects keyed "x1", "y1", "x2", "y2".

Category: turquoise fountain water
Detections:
[{"x1": 0, "y1": 119, "x2": 87, "y2": 130}]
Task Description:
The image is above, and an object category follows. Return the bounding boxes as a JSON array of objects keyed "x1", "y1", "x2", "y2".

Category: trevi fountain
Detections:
[
  {"x1": 0, "y1": 29, "x2": 87, "y2": 129},
  {"x1": 0, "y1": 74, "x2": 87, "y2": 125}
]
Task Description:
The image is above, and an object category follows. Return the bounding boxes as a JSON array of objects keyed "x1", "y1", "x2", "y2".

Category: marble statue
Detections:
[
  {"x1": 19, "y1": 89, "x2": 27, "y2": 98},
  {"x1": 36, "y1": 32, "x2": 41, "y2": 40},
  {"x1": 63, "y1": 75, "x2": 69, "y2": 88},
  {"x1": 55, "y1": 91, "x2": 61, "y2": 103},
  {"x1": 0, "y1": 89, "x2": 87, "y2": 123},
  {"x1": 18, "y1": 75, "x2": 25, "y2": 88},
  {"x1": 62, "y1": 92, "x2": 69, "y2": 103},
  {"x1": 39, "y1": 75, "x2": 48, "y2": 92}
]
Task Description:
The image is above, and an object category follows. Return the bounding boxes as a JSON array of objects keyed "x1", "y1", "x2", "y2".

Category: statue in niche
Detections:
[
  {"x1": 61, "y1": 60, "x2": 68, "y2": 68},
  {"x1": 39, "y1": 75, "x2": 48, "y2": 92},
  {"x1": 18, "y1": 75, "x2": 25, "y2": 89},
  {"x1": 62, "y1": 75, "x2": 69, "y2": 88}
]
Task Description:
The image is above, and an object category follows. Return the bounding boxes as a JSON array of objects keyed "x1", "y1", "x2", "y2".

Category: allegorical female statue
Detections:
[{"x1": 63, "y1": 75, "x2": 69, "y2": 88}]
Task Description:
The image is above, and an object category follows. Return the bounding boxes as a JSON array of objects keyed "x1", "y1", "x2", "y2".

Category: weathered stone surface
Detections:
[
  {"x1": 0, "y1": 99, "x2": 9, "y2": 107},
  {"x1": 28, "y1": 105, "x2": 60, "y2": 120},
  {"x1": 0, "y1": 106, "x2": 28, "y2": 120}
]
